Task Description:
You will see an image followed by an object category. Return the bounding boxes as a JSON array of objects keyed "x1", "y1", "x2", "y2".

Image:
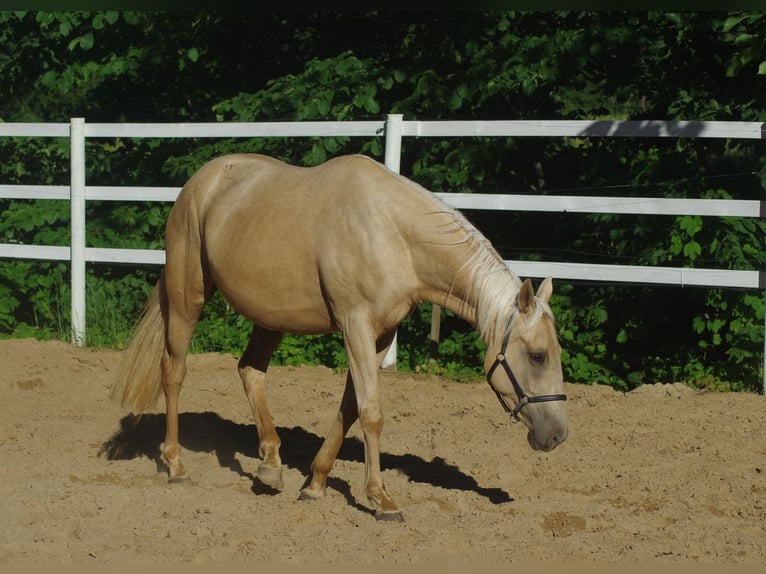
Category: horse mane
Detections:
[{"x1": 370, "y1": 156, "x2": 525, "y2": 344}]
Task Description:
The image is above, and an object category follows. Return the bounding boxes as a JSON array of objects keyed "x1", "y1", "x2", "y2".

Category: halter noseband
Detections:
[{"x1": 486, "y1": 307, "x2": 567, "y2": 422}]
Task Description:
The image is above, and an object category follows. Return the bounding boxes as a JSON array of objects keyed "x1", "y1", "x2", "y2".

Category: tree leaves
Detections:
[
  {"x1": 68, "y1": 32, "x2": 93, "y2": 51},
  {"x1": 723, "y1": 12, "x2": 766, "y2": 77}
]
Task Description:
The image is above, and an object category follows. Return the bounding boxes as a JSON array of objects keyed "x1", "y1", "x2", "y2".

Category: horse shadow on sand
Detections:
[{"x1": 99, "y1": 412, "x2": 513, "y2": 513}]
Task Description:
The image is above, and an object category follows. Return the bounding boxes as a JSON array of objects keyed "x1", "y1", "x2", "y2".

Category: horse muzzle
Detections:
[{"x1": 527, "y1": 419, "x2": 568, "y2": 452}]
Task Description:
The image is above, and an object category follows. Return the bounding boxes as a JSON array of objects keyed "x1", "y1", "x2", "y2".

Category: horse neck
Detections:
[
  {"x1": 384, "y1": 171, "x2": 520, "y2": 342},
  {"x1": 414, "y1": 224, "x2": 520, "y2": 343}
]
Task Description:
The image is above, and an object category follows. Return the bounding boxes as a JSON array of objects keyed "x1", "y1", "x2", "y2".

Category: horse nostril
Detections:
[
  {"x1": 547, "y1": 431, "x2": 566, "y2": 451},
  {"x1": 551, "y1": 431, "x2": 568, "y2": 449}
]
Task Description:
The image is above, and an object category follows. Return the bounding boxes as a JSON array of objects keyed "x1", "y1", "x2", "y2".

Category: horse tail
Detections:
[{"x1": 111, "y1": 273, "x2": 168, "y2": 412}]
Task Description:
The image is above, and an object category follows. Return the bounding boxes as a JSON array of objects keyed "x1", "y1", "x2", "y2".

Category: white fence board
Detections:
[
  {"x1": 85, "y1": 247, "x2": 165, "y2": 265},
  {"x1": 437, "y1": 193, "x2": 763, "y2": 217},
  {"x1": 86, "y1": 186, "x2": 181, "y2": 202},
  {"x1": 0, "y1": 244, "x2": 165, "y2": 265},
  {"x1": 0, "y1": 184, "x2": 70, "y2": 200},
  {"x1": 0, "y1": 123, "x2": 69, "y2": 137},
  {"x1": 84, "y1": 121, "x2": 385, "y2": 139},
  {"x1": 509, "y1": 260, "x2": 762, "y2": 289},
  {"x1": 0, "y1": 243, "x2": 70, "y2": 260},
  {"x1": 403, "y1": 120, "x2": 765, "y2": 139}
]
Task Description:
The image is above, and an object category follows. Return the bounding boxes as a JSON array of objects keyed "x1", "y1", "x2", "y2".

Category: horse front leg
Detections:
[
  {"x1": 238, "y1": 326, "x2": 285, "y2": 489},
  {"x1": 302, "y1": 322, "x2": 402, "y2": 521}
]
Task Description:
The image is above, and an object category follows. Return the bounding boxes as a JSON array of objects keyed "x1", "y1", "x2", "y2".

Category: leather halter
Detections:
[{"x1": 486, "y1": 308, "x2": 567, "y2": 422}]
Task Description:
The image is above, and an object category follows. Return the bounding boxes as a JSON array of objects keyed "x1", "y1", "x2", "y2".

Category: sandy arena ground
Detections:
[{"x1": 0, "y1": 338, "x2": 764, "y2": 564}]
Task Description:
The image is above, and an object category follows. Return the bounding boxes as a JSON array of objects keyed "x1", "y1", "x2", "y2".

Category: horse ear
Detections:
[
  {"x1": 536, "y1": 276, "x2": 554, "y2": 303},
  {"x1": 518, "y1": 278, "x2": 535, "y2": 313}
]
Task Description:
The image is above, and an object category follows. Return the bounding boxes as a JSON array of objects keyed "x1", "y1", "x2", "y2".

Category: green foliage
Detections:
[
  {"x1": 551, "y1": 286, "x2": 623, "y2": 389},
  {"x1": 0, "y1": 11, "x2": 764, "y2": 392},
  {"x1": 395, "y1": 305, "x2": 487, "y2": 382},
  {"x1": 84, "y1": 270, "x2": 159, "y2": 348},
  {"x1": 723, "y1": 13, "x2": 766, "y2": 78}
]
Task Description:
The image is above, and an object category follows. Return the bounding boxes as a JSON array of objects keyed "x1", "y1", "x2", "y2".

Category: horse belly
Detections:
[
  {"x1": 215, "y1": 278, "x2": 335, "y2": 335},
  {"x1": 205, "y1": 225, "x2": 334, "y2": 334}
]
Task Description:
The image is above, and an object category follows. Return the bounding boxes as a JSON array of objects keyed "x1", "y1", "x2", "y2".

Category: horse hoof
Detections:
[
  {"x1": 256, "y1": 464, "x2": 284, "y2": 490},
  {"x1": 375, "y1": 509, "x2": 405, "y2": 522},
  {"x1": 298, "y1": 488, "x2": 323, "y2": 502},
  {"x1": 168, "y1": 474, "x2": 191, "y2": 484}
]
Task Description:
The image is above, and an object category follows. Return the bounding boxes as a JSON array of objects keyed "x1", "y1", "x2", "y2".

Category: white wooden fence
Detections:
[{"x1": 0, "y1": 115, "x2": 763, "y2": 390}]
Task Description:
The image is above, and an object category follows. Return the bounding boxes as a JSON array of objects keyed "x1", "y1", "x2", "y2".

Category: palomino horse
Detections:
[{"x1": 112, "y1": 153, "x2": 568, "y2": 521}]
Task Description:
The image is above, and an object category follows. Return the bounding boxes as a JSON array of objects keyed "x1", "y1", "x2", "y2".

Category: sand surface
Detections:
[{"x1": 1, "y1": 338, "x2": 764, "y2": 564}]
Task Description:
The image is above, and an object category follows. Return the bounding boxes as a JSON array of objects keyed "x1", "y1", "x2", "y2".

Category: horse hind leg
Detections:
[
  {"x1": 299, "y1": 370, "x2": 359, "y2": 501},
  {"x1": 161, "y1": 301, "x2": 206, "y2": 482},
  {"x1": 160, "y1": 252, "x2": 214, "y2": 483},
  {"x1": 238, "y1": 326, "x2": 285, "y2": 490}
]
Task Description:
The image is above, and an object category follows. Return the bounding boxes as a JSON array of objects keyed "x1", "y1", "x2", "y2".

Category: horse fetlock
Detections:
[
  {"x1": 165, "y1": 458, "x2": 190, "y2": 482},
  {"x1": 258, "y1": 443, "x2": 281, "y2": 465},
  {"x1": 160, "y1": 442, "x2": 189, "y2": 482},
  {"x1": 298, "y1": 478, "x2": 327, "y2": 501},
  {"x1": 369, "y1": 489, "x2": 404, "y2": 522},
  {"x1": 366, "y1": 483, "x2": 396, "y2": 507}
]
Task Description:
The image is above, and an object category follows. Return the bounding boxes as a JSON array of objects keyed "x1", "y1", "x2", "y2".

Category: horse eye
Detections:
[{"x1": 529, "y1": 352, "x2": 546, "y2": 366}]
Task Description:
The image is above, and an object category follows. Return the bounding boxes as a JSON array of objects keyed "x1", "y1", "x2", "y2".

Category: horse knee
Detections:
[{"x1": 359, "y1": 405, "x2": 383, "y2": 435}]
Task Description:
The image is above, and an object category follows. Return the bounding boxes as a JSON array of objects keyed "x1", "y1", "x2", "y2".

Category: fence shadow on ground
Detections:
[{"x1": 99, "y1": 411, "x2": 513, "y2": 506}]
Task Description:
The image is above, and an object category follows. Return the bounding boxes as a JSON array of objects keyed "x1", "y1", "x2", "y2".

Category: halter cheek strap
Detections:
[
  {"x1": 486, "y1": 353, "x2": 567, "y2": 422},
  {"x1": 486, "y1": 307, "x2": 567, "y2": 422}
]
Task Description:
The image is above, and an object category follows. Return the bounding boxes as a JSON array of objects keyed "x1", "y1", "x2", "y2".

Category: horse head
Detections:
[{"x1": 485, "y1": 277, "x2": 568, "y2": 452}]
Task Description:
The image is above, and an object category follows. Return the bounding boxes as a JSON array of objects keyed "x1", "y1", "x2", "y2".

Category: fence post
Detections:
[
  {"x1": 429, "y1": 304, "x2": 441, "y2": 362},
  {"x1": 70, "y1": 118, "x2": 86, "y2": 346},
  {"x1": 381, "y1": 113, "x2": 404, "y2": 370}
]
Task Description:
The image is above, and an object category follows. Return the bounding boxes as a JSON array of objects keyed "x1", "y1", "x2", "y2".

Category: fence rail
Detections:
[{"x1": 0, "y1": 116, "x2": 764, "y2": 390}]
